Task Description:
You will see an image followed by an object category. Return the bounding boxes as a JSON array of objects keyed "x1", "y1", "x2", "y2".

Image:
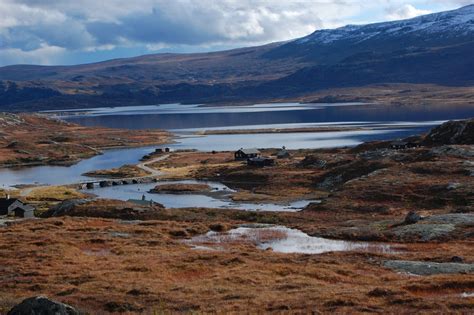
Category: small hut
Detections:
[
  {"x1": 276, "y1": 146, "x2": 290, "y2": 159},
  {"x1": 235, "y1": 148, "x2": 260, "y2": 160},
  {"x1": 0, "y1": 197, "x2": 35, "y2": 218}
]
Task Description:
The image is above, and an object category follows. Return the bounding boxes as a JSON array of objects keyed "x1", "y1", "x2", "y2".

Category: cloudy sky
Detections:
[{"x1": 0, "y1": 0, "x2": 471, "y2": 66}]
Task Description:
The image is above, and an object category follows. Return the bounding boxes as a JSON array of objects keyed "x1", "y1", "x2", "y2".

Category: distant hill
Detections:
[{"x1": 1, "y1": 5, "x2": 474, "y2": 111}]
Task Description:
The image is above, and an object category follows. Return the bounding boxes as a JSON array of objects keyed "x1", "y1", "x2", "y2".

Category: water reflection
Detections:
[
  {"x1": 60, "y1": 102, "x2": 474, "y2": 130},
  {"x1": 186, "y1": 225, "x2": 395, "y2": 254}
]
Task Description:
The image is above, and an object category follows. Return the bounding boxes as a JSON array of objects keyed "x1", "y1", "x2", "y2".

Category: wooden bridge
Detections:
[{"x1": 73, "y1": 154, "x2": 170, "y2": 190}]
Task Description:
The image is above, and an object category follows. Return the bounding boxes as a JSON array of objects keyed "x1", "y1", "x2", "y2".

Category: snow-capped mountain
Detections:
[
  {"x1": 296, "y1": 4, "x2": 474, "y2": 45},
  {"x1": 1, "y1": 5, "x2": 473, "y2": 110}
]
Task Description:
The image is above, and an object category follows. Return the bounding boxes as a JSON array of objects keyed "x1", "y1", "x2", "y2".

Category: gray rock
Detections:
[
  {"x1": 423, "y1": 119, "x2": 474, "y2": 145},
  {"x1": 391, "y1": 223, "x2": 455, "y2": 241},
  {"x1": 428, "y1": 145, "x2": 474, "y2": 159},
  {"x1": 8, "y1": 296, "x2": 79, "y2": 315},
  {"x1": 41, "y1": 199, "x2": 87, "y2": 218},
  {"x1": 423, "y1": 213, "x2": 474, "y2": 225},
  {"x1": 404, "y1": 211, "x2": 421, "y2": 224},
  {"x1": 451, "y1": 256, "x2": 464, "y2": 263},
  {"x1": 99, "y1": 181, "x2": 111, "y2": 187},
  {"x1": 447, "y1": 182, "x2": 461, "y2": 190},
  {"x1": 384, "y1": 260, "x2": 474, "y2": 276}
]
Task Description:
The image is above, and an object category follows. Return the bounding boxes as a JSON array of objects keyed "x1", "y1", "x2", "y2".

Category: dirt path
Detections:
[{"x1": 136, "y1": 154, "x2": 169, "y2": 176}]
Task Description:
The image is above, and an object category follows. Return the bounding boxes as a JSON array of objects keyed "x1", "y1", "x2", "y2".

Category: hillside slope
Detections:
[{"x1": 1, "y1": 5, "x2": 473, "y2": 110}]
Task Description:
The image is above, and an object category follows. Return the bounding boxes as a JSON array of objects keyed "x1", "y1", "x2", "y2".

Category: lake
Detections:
[{"x1": 1, "y1": 102, "x2": 473, "y2": 188}]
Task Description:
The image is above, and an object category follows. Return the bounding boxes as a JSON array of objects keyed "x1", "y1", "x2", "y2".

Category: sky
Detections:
[{"x1": 0, "y1": 0, "x2": 472, "y2": 66}]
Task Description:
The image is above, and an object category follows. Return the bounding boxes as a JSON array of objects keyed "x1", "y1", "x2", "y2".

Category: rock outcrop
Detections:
[
  {"x1": 384, "y1": 260, "x2": 474, "y2": 276},
  {"x1": 8, "y1": 296, "x2": 79, "y2": 315},
  {"x1": 423, "y1": 119, "x2": 474, "y2": 145}
]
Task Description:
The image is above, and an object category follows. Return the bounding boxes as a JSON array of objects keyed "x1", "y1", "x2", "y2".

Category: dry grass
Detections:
[
  {"x1": 83, "y1": 164, "x2": 150, "y2": 178},
  {"x1": 26, "y1": 186, "x2": 87, "y2": 202},
  {"x1": 0, "y1": 217, "x2": 472, "y2": 314}
]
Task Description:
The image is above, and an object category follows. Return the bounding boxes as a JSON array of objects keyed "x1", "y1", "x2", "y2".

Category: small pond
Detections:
[{"x1": 186, "y1": 225, "x2": 395, "y2": 254}]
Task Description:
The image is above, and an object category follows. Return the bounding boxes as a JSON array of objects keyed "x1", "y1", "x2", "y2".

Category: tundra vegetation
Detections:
[{"x1": 0, "y1": 119, "x2": 473, "y2": 313}]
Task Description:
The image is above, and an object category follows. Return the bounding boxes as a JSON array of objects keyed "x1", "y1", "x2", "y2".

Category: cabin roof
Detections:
[
  {"x1": 238, "y1": 148, "x2": 260, "y2": 155},
  {"x1": 0, "y1": 198, "x2": 21, "y2": 209}
]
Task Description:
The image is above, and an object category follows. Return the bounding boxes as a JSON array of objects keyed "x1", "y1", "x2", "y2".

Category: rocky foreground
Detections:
[{"x1": 0, "y1": 119, "x2": 473, "y2": 313}]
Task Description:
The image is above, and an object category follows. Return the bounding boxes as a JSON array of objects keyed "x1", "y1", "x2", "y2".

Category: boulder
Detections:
[
  {"x1": 8, "y1": 296, "x2": 79, "y2": 315},
  {"x1": 451, "y1": 256, "x2": 464, "y2": 263},
  {"x1": 41, "y1": 199, "x2": 87, "y2": 218},
  {"x1": 404, "y1": 211, "x2": 421, "y2": 224},
  {"x1": 99, "y1": 181, "x2": 111, "y2": 187}
]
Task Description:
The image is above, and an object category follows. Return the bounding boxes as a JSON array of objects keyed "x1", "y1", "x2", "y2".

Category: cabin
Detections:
[
  {"x1": 247, "y1": 157, "x2": 275, "y2": 167},
  {"x1": 390, "y1": 140, "x2": 419, "y2": 150},
  {"x1": 276, "y1": 147, "x2": 290, "y2": 159},
  {"x1": 235, "y1": 148, "x2": 261, "y2": 160},
  {"x1": 0, "y1": 197, "x2": 35, "y2": 218},
  {"x1": 127, "y1": 195, "x2": 155, "y2": 206}
]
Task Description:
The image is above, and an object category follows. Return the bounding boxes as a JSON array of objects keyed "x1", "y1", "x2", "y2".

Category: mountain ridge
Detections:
[{"x1": 1, "y1": 5, "x2": 473, "y2": 111}]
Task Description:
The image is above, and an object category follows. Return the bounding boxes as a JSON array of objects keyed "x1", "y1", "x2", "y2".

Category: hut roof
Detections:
[
  {"x1": 0, "y1": 198, "x2": 20, "y2": 209},
  {"x1": 239, "y1": 148, "x2": 260, "y2": 155}
]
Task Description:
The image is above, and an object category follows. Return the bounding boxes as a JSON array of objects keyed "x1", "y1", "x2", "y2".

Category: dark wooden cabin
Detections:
[
  {"x1": 0, "y1": 198, "x2": 35, "y2": 218},
  {"x1": 235, "y1": 148, "x2": 261, "y2": 160}
]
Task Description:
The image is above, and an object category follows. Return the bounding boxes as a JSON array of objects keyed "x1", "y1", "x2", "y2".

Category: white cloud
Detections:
[
  {"x1": 0, "y1": 44, "x2": 65, "y2": 65},
  {"x1": 0, "y1": 0, "x2": 470, "y2": 65},
  {"x1": 386, "y1": 4, "x2": 432, "y2": 20}
]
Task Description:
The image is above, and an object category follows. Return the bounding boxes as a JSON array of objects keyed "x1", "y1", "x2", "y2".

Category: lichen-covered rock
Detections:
[
  {"x1": 384, "y1": 260, "x2": 474, "y2": 276},
  {"x1": 423, "y1": 213, "x2": 474, "y2": 225},
  {"x1": 8, "y1": 296, "x2": 79, "y2": 315},
  {"x1": 41, "y1": 199, "x2": 88, "y2": 217},
  {"x1": 391, "y1": 223, "x2": 456, "y2": 241},
  {"x1": 428, "y1": 145, "x2": 474, "y2": 159}
]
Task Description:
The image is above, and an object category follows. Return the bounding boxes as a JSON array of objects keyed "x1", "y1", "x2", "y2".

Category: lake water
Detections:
[
  {"x1": 84, "y1": 180, "x2": 317, "y2": 211},
  {"x1": 55, "y1": 102, "x2": 474, "y2": 130},
  {"x1": 0, "y1": 146, "x2": 156, "y2": 187},
  {"x1": 1, "y1": 102, "x2": 473, "y2": 188}
]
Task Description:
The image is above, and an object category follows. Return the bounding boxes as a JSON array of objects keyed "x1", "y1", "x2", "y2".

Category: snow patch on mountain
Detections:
[{"x1": 296, "y1": 4, "x2": 474, "y2": 45}]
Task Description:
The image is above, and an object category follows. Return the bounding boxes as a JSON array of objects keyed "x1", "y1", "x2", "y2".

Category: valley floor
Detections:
[{"x1": 0, "y1": 119, "x2": 473, "y2": 313}]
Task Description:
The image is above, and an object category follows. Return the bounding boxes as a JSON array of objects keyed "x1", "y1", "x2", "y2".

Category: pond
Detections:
[{"x1": 185, "y1": 225, "x2": 396, "y2": 254}]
